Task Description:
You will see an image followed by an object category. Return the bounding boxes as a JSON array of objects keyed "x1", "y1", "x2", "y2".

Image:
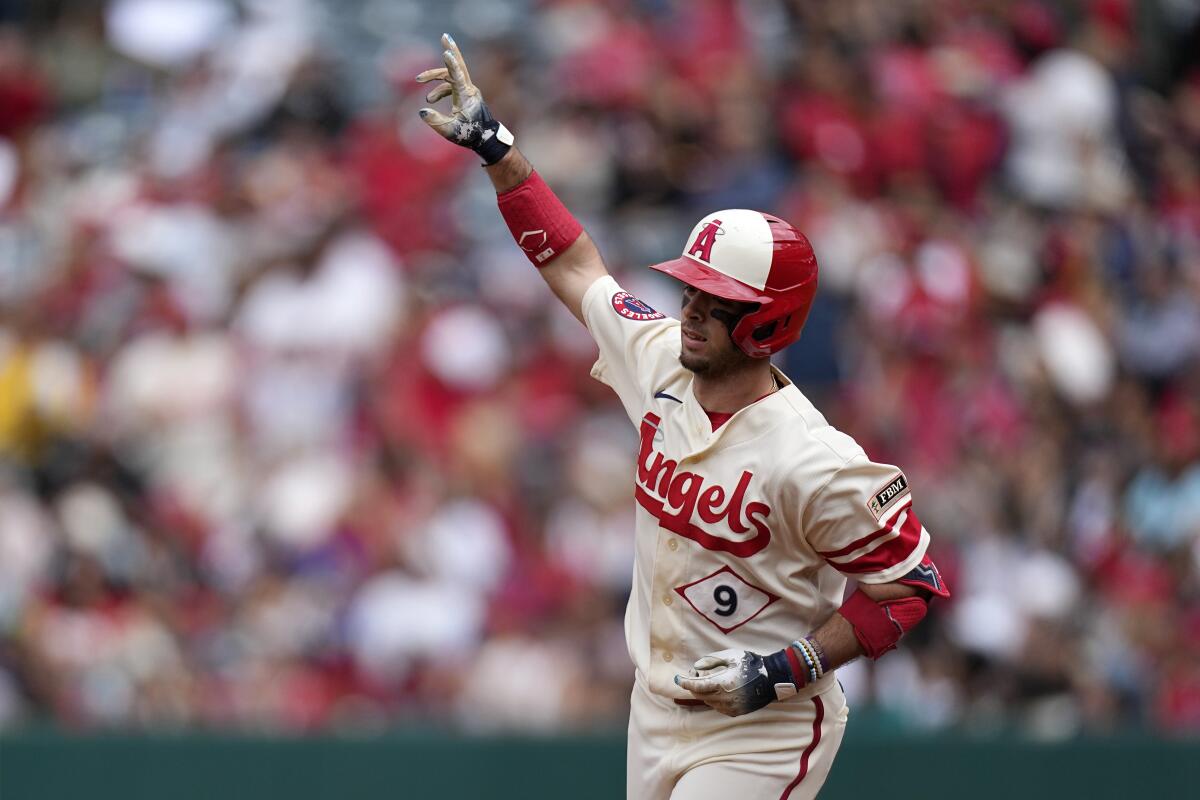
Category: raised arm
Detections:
[{"x1": 416, "y1": 35, "x2": 608, "y2": 323}]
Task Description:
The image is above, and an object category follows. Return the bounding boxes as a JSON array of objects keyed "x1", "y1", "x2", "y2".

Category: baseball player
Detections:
[{"x1": 416, "y1": 35, "x2": 950, "y2": 799}]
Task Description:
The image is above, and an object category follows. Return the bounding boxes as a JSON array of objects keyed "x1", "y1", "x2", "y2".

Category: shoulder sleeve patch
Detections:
[
  {"x1": 612, "y1": 291, "x2": 665, "y2": 321},
  {"x1": 867, "y1": 473, "x2": 909, "y2": 519}
]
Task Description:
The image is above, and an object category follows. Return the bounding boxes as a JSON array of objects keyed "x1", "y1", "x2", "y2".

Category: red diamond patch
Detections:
[{"x1": 675, "y1": 566, "x2": 779, "y2": 634}]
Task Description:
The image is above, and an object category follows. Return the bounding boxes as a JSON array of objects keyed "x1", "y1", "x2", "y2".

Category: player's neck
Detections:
[{"x1": 692, "y1": 361, "x2": 778, "y2": 414}]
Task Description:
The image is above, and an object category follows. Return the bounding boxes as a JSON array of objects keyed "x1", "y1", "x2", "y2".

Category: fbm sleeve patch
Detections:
[
  {"x1": 868, "y1": 473, "x2": 909, "y2": 519},
  {"x1": 806, "y1": 458, "x2": 928, "y2": 583}
]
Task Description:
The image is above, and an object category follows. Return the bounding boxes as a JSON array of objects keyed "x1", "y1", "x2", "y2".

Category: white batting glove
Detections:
[
  {"x1": 674, "y1": 647, "x2": 801, "y2": 717},
  {"x1": 414, "y1": 33, "x2": 514, "y2": 164}
]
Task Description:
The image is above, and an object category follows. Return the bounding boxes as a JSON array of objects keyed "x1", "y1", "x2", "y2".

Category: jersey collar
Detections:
[{"x1": 678, "y1": 365, "x2": 794, "y2": 461}]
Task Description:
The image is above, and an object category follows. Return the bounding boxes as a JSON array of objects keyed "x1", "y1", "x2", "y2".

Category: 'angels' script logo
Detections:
[
  {"x1": 687, "y1": 218, "x2": 722, "y2": 263},
  {"x1": 635, "y1": 412, "x2": 772, "y2": 557}
]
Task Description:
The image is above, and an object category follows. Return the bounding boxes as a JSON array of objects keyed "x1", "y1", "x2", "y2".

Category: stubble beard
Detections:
[
  {"x1": 680, "y1": 345, "x2": 747, "y2": 380},
  {"x1": 679, "y1": 350, "x2": 709, "y2": 374}
]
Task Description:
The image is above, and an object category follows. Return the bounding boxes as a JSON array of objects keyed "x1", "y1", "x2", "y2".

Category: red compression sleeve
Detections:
[
  {"x1": 837, "y1": 588, "x2": 929, "y2": 660},
  {"x1": 497, "y1": 171, "x2": 584, "y2": 268}
]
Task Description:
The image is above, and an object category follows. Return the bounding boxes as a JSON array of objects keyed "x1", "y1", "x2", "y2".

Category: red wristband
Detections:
[
  {"x1": 497, "y1": 170, "x2": 584, "y2": 268},
  {"x1": 784, "y1": 644, "x2": 807, "y2": 686}
]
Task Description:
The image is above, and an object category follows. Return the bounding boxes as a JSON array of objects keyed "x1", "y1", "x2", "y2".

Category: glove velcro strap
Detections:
[
  {"x1": 475, "y1": 121, "x2": 514, "y2": 165},
  {"x1": 763, "y1": 648, "x2": 802, "y2": 701}
]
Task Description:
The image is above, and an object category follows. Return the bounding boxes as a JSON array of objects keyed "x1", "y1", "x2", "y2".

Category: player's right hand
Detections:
[
  {"x1": 674, "y1": 647, "x2": 800, "y2": 717},
  {"x1": 415, "y1": 33, "x2": 514, "y2": 165}
]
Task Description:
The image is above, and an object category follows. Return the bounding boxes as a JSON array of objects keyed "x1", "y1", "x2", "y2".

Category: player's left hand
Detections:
[{"x1": 674, "y1": 647, "x2": 798, "y2": 717}]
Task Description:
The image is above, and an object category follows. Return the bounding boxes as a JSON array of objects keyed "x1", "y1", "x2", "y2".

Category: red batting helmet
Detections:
[{"x1": 649, "y1": 209, "x2": 819, "y2": 358}]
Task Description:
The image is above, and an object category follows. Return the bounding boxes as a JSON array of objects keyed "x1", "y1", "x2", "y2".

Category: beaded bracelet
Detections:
[
  {"x1": 791, "y1": 640, "x2": 819, "y2": 685},
  {"x1": 795, "y1": 639, "x2": 821, "y2": 681},
  {"x1": 800, "y1": 638, "x2": 823, "y2": 680},
  {"x1": 803, "y1": 640, "x2": 821, "y2": 683},
  {"x1": 802, "y1": 635, "x2": 831, "y2": 676}
]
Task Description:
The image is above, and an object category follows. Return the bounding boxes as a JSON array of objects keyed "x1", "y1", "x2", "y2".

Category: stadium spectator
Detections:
[{"x1": 0, "y1": 0, "x2": 1198, "y2": 738}]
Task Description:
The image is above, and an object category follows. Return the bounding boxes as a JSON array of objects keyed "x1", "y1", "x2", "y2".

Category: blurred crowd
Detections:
[{"x1": 0, "y1": 0, "x2": 1198, "y2": 737}]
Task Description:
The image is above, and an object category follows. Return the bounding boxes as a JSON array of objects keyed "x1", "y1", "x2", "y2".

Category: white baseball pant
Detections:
[{"x1": 627, "y1": 675, "x2": 849, "y2": 800}]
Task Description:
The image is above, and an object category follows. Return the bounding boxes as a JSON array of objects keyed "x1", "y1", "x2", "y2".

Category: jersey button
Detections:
[
  {"x1": 663, "y1": 595, "x2": 673, "y2": 606},
  {"x1": 667, "y1": 538, "x2": 679, "y2": 551},
  {"x1": 662, "y1": 652, "x2": 674, "y2": 662}
]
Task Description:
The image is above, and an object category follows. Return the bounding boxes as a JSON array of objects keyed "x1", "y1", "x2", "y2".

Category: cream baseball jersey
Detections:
[{"x1": 581, "y1": 275, "x2": 932, "y2": 702}]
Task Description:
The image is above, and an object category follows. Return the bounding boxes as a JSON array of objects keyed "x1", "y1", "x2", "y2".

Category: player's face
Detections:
[{"x1": 679, "y1": 286, "x2": 754, "y2": 377}]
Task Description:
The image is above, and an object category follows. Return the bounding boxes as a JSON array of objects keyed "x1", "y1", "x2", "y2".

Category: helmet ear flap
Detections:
[
  {"x1": 751, "y1": 321, "x2": 778, "y2": 342},
  {"x1": 731, "y1": 304, "x2": 807, "y2": 358},
  {"x1": 710, "y1": 303, "x2": 758, "y2": 341},
  {"x1": 730, "y1": 312, "x2": 771, "y2": 358}
]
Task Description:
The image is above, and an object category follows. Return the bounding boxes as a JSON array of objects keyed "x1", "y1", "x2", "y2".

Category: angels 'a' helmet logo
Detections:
[{"x1": 686, "y1": 219, "x2": 722, "y2": 263}]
